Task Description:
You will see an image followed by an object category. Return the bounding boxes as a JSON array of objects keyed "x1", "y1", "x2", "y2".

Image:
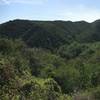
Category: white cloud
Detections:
[
  {"x1": 0, "y1": 0, "x2": 9, "y2": 4},
  {"x1": 0, "y1": 0, "x2": 48, "y2": 5},
  {"x1": 57, "y1": 6, "x2": 100, "y2": 22}
]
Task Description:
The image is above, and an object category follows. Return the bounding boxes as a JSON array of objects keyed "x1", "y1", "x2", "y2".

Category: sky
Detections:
[{"x1": 0, "y1": 0, "x2": 100, "y2": 23}]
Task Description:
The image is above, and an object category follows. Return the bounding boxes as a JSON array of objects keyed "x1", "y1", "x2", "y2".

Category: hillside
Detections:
[
  {"x1": 0, "y1": 20, "x2": 93, "y2": 49},
  {"x1": 0, "y1": 19, "x2": 100, "y2": 100}
]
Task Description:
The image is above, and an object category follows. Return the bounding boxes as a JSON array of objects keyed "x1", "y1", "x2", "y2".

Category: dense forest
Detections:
[{"x1": 0, "y1": 19, "x2": 100, "y2": 100}]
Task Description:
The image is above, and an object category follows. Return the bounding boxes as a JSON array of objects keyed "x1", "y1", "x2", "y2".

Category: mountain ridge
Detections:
[{"x1": 0, "y1": 19, "x2": 100, "y2": 50}]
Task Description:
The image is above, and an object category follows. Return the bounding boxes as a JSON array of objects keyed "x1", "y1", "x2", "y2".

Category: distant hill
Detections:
[{"x1": 1, "y1": 19, "x2": 100, "y2": 50}]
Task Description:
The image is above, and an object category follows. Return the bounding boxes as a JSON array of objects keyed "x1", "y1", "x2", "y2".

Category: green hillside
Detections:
[
  {"x1": 0, "y1": 20, "x2": 100, "y2": 100},
  {"x1": 0, "y1": 20, "x2": 90, "y2": 49}
]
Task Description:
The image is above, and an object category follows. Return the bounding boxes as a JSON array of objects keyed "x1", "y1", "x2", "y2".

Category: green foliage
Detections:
[
  {"x1": 0, "y1": 20, "x2": 100, "y2": 99},
  {"x1": 0, "y1": 58, "x2": 15, "y2": 86},
  {"x1": 92, "y1": 86, "x2": 100, "y2": 100},
  {"x1": 58, "y1": 42, "x2": 88, "y2": 59}
]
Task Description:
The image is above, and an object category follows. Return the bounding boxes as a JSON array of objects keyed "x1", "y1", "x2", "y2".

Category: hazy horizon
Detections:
[
  {"x1": 1, "y1": 18, "x2": 100, "y2": 24},
  {"x1": 0, "y1": 0, "x2": 100, "y2": 23}
]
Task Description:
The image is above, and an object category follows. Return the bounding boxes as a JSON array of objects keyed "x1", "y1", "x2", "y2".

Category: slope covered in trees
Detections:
[{"x1": 0, "y1": 19, "x2": 100, "y2": 100}]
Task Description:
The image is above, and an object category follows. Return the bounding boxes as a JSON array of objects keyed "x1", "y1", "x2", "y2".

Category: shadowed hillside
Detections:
[{"x1": 0, "y1": 20, "x2": 96, "y2": 49}]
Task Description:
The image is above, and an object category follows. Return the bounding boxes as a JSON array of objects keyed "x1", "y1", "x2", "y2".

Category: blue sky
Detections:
[{"x1": 0, "y1": 0, "x2": 100, "y2": 23}]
